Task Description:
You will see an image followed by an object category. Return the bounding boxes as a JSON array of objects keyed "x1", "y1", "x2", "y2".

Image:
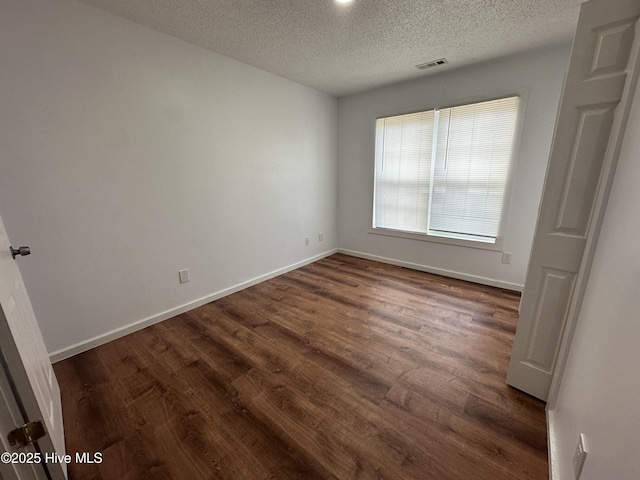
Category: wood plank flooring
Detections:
[{"x1": 54, "y1": 253, "x2": 548, "y2": 479}]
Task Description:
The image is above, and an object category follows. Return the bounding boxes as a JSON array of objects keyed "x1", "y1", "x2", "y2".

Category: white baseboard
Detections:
[
  {"x1": 547, "y1": 408, "x2": 560, "y2": 480},
  {"x1": 49, "y1": 249, "x2": 338, "y2": 363},
  {"x1": 337, "y1": 249, "x2": 524, "y2": 292}
]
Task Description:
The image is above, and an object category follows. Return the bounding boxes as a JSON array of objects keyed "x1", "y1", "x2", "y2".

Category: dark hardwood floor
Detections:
[{"x1": 54, "y1": 253, "x2": 548, "y2": 479}]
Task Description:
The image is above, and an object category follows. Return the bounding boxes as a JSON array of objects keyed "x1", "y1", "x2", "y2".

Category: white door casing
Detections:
[
  {"x1": 507, "y1": 0, "x2": 640, "y2": 401},
  {"x1": 0, "y1": 213, "x2": 67, "y2": 479}
]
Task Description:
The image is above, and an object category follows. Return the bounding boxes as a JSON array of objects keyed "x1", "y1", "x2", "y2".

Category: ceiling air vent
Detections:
[{"x1": 415, "y1": 58, "x2": 448, "y2": 70}]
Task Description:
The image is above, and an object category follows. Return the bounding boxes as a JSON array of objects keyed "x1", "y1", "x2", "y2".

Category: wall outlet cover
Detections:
[
  {"x1": 179, "y1": 269, "x2": 190, "y2": 284},
  {"x1": 573, "y1": 433, "x2": 587, "y2": 479}
]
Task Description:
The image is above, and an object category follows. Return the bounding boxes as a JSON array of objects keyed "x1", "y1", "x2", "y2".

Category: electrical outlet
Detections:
[
  {"x1": 573, "y1": 433, "x2": 587, "y2": 479},
  {"x1": 178, "y1": 269, "x2": 190, "y2": 284},
  {"x1": 319, "y1": 232, "x2": 324, "y2": 242},
  {"x1": 502, "y1": 252, "x2": 512, "y2": 264},
  {"x1": 305, "y1": 236, "x2": 310, "y2": 246}
]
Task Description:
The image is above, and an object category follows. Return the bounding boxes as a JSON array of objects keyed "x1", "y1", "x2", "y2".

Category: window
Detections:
[{"x1": 373, "y1": 96, "x2": 519, "y2": 244}]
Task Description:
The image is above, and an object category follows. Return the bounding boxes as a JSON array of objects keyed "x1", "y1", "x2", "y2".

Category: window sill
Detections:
[{"x1": 368, "y1": 227, "x2": 503, "y2": 251}]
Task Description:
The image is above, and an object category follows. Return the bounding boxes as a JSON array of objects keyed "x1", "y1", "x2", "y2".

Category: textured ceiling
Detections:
[{"x1": 76, "y1": 0, "x2": 583, "y2": 97}]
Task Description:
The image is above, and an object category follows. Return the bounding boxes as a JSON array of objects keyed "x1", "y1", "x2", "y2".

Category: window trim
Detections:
[
  {"x1": 368, "y1": 226, "x2": 504, "y2": 251},
  {"x1": 370, "y1": 88, "x2": 529, "y2": 251}
]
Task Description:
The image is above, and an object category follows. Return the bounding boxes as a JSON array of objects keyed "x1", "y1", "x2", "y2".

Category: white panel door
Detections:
[
  {"x1": 507, "y1": 0, "x2": 640, "y2": 401},
  {"x1": 0, "y1": 213, "x2": 66, "y2": 479}
]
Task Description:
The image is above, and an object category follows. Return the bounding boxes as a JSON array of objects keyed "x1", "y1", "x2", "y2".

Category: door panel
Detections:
[
  {"x1": 507, "y1": 0, "x2": 640, "y2": 400},
  {"x1": 0, "y1": 213, "x2": 66, "y2": 479},
  {"x1": 555, "y1": 107, "x2": 613, "y2": 234},
  {"x1": 524, "y1": 268, "x2": 576, "y2": 371}
]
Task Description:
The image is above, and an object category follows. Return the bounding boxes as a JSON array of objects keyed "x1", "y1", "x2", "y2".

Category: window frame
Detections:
[{"x1": 369, "y1": 89, "x2": 529, "y2": 251}]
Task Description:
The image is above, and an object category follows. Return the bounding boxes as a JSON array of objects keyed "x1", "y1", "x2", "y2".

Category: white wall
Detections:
[
  {"x1": 549, "y1": 79, "x2": 640, "y2": 480},
  {"x1": 0, "y1": 0, "x2": 338, "y2": 358},
  {"x1": 337, "y1": 45, "x2": 571, "y2": 290}
]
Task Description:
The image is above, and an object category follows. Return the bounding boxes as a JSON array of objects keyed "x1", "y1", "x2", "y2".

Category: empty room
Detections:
[{"x1": 1, "y1": 0, "x2": 639, "y2": 479}]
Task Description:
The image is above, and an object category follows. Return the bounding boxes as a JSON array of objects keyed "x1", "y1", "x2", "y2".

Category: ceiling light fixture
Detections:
[{"x1": 335, "y1": 0, "x2": 353, "y2": 4}]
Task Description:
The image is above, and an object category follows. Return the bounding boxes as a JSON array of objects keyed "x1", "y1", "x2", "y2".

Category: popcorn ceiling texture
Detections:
[{"x1": 76, "y1": 0, "x2": 582, "y2": 96}]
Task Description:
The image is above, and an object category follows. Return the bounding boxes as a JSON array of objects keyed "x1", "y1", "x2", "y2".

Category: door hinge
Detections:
[{"x1": 7, "y1": 420, "x2": 47, "y2": 447}]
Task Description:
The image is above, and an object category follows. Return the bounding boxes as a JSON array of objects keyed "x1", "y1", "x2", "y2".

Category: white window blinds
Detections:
[
  {"x1": 373, "y1": 96, "x2": 519, "y2": 243},
  {"x1": 374, "y1": 111, "x2": 434, "y2": 233}
]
